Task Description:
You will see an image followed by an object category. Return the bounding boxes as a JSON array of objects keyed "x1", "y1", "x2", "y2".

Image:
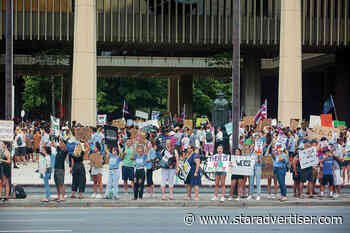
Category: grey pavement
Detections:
[{"x1": 0, "y1": 207, "x2": 349, "y2": 233}]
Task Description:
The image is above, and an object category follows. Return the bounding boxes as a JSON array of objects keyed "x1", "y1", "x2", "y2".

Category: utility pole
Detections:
[
  {"x1": 5, "y1": 0, "x2": 13, "y2": 120},
  {"x1": 231, "y1": 0, "x2": 240, "y2": 150}
]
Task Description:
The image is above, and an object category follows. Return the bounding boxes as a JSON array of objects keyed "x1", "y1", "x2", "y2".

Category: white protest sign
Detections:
[
  {"x1": 151, "y1": 111, "x2": 160, "y2": 120},
  {"x1": 254, "y1": 139, "x2": 264, "y2": 154},
  {"x1": 309, "y1": 115, "x2": 321, "y2": 129},
  {"x1": 299, "y1": 147, "x2": 318, "y2": 169},
  {"x1": 206, "y1": 154, "x2": 230, "y2": 172},
  {"x1": 277, "y1": 135, "x2": 288, "y2": 146},
  {"x1": 50, "y1": 116, "x2": 60, "y2": 137},
  {"x1": 0, "y1": 120, "x2": 14, "y2": 142},
  {"x1": 144, "y1": 120, "x2": 159, "y2": 128},
  {"x1": 97, "y1": 114, "x2": 107, "y2": 125},
  {"x1": 136, "y1": 110, "x2": 149, "y2": 120},
  {"x1": 230, "y1": 155, "x2": 255, "y2": 176},
  {"x1": 271, "y1": 119, "x2": 277, "y2": 127},
  {"x1": 126, "y1": 119, "x2": 134, "y2": 127}
]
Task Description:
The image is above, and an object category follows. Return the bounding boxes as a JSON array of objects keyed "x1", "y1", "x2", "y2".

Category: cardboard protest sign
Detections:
[
  {"x1": 290, "y1": 119, "x2": 299, "y2": 131},
  {"x1": 0, "y1": 120, "x2": 14, "y2": 142},
  {"x1": 104, "y1": 125, "x2": 118, "y2": 147},
  {"x1": 183, "y1": 120, "x2": 193, "y2": 129},
  {"x1": 320, "y1": 114, "x2": 333, "y2": 128},
  {"x1": 90, "y1": 153, "x2": 103, "y2": 168},
  {"x1": 74, "y1": 127, "x2": 91, "y2": 142},
  {"x1": 151, "y1": 111, "x2": 160, "y2": 120},
  {"x1": 309, "y1": 115, "x2": 321, "y2": 129},
  {"x1": 196, "y1": 117, "x2": 209, "y2": 127},
  {"x1": 183, "y1": 160, "x2": 191, "y2": 181},
  {"x1": 262, "y1": 156, "x2": 274, "y2": 179},
  {"x1": 230, "y1": 155, "x2": 255, "y2": 176},
  {"x1": 299, "y1": 147, "x2": 318, "y2": 169},
  {"x1": 207, "y1": 154, "x2": 230, "y2": 172},
  {"x1": 243, "y1": 116, "x2": 255, "y2": 126},
  {"x1": 112, "y1": 119, "x2": 126, "y2": 129},
  {"x1": 135, "y1": 110, "x2": 149, "y2": 120},
  {"x1": 50, "y1": 116, "x2": 60, "y2": 137}
]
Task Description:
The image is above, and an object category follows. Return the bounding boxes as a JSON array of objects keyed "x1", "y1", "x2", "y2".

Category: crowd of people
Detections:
[{"x1": 0, "y1": 119, "x2": 349, "y2": 203}]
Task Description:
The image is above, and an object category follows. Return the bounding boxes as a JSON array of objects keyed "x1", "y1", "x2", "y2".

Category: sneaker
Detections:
[
  {"x1": 220, "y1": 197, "x2": 225, "y2": 202},
  {"x1": 256, "y1": 196, "x2": 261, "y2": 201},
  {"x1": 333, "y1": 193, "x2": 339, "y2": 198},
  {"x1": 96, "y1": 194, "x2": 103, "y2": 199},
  {"x1": 267, "y1": 194, "x2": 271, "y2": 199},
  {"x1": 320, "y1": 192, "x2": 324, "y2": 197},
  {"x1": 90, "y1": 193, "x2": 96, "y2": 199},
  {"x1": 211, "y1": 196, "x2": 218, "y2": 201},
  {"x1": 271, "y1": 194, "x2": 276, "y2": 199},
  {"x1": 246, "y1": 195, "x2": 253, "y2": 200},
  {"x1": 228, "y1": 196, "x2": 233, "y2": 201},
  {"x1": 235, "y1": 196, "x2": 240, "y2": 201}
]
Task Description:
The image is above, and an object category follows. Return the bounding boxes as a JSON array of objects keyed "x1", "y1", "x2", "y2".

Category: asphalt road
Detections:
[{"x1": 0, "y1": 207, "x2": 349, "y2": 233}]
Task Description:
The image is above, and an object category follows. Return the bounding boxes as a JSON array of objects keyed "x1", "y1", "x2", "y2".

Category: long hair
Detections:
[{"x1": 73, "y1": 143, "x2": 83, "y2": 158}]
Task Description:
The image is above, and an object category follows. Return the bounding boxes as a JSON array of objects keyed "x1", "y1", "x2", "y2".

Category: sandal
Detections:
[{"x1": 40, "y1": 199, "x2": 49, "y2": 203}]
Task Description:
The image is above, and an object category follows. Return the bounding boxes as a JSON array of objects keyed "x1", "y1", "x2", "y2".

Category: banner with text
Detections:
[
  {"x1": 207, "y1": 154, "x2": 230, "y2": 173},
  {"x1": 0, "y1": 120, "x2": 14, "y2": 142},
  {"x1": 299, "y1": 147, "x2": 318, "y2": 169},
  {"x1": 230, "y1": 155, "x2": 255, "y2": 176}
]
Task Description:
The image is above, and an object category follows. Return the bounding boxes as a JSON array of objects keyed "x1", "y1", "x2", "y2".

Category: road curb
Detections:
[{"x1": 1, "y1": 200, "x2": 350, "y2": 208}]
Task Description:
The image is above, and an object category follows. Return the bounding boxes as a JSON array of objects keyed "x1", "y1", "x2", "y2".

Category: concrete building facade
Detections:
[{"x1": 1, "y1": 0, "x2": 350, "y2": 125}]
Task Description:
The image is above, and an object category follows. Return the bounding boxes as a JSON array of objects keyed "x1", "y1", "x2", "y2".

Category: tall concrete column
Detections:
[
  {"x1": 242, "y1": 56, "x2": 261, "y2": 116},
  {"x1": 278, "y1": 0, "x2": 302, "y2": 125},
  {"x1": 63, "y1": 72, "x2": 72, "y2": 121},
  {"x1": 179, "y1": 75, "x2": 193, "y2": 119},
  {"x1": 71, "y1": 0, "x2": 97, "y2": 126}
]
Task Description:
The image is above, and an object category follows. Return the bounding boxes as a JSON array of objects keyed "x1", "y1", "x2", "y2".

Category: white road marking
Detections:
[{"x1": 0, "y1": 230, "x2": 72, "y2": 233}]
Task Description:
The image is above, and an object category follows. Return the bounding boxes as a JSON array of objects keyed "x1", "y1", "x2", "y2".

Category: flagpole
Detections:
[
  {"x1": 122, "y1": 100, "x2": 125, "y2": 120},
  {"x1": 331, "y1": 95, "x2": 338, "y2": 121}
]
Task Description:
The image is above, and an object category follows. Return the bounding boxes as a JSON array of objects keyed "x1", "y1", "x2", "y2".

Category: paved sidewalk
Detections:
[{"x1": 1, "y1": 193, "x2": 350, "y2": 208}]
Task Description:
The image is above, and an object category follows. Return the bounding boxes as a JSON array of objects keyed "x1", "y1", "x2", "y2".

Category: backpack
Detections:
[
  {"x1": 15, "y1": 185, "x2": 27, "y2": 199},
  {"x1": 206, "y1": 130, "x2": 213, "y2": 143}
]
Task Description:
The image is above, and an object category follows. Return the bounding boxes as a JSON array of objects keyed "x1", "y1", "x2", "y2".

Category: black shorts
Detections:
[
  {"x1": 344, "y1": 160, "x2": 350, "y2": 166},
  {"x1": 26, "y1": 147, "x2": 33, "y2": 154},
  {"x1": 146, "y1": 169, "x2": 153, "y2": 186},
  {"x1": 122, "y1": 166, "x2": 134, "y2": 181},
  {"x1": 231, "y1": 174, "x2": 244, "y2": 180},
  {"x1": 300, "y1": 167, "x2": 314, "y2": 183},
  {"x1": 293, "y1": 172, "x2": 301, "y2": 182},
  {"x1": 322, "y1": 174, "x2": 334, "y2": 186},
  {"x1": 15, "y1": 147, "x2": 26, "y2": 156}
]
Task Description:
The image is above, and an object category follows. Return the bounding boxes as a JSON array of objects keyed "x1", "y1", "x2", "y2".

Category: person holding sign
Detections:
[
  {"x1": 89, "y1": 142, "x2": 104, "y2": 199},
  {"x1": 184, "y1": 145, "x2": 201, "y2": 201},
  {"x1": 145, "y1": 142, "x2": 158, "y2": 198},
  {"x1": 211, "y1": 145, "x2": 228, "y2": 202},
  {"x1": 160, "y1": 140, "x2": 179, "y2": 200},
  {"x1": 228, "y1": 148, "x2": 245, "y2": 201},
  {"x1": 121, "y1": 138, "x2": 136, "y2": 195},
  {"x1": 296, "y1": 140, "x2": 315, "y2": 198},
  {"x1": 271, "y1": 144, "x2": 289, "y2": 201}
]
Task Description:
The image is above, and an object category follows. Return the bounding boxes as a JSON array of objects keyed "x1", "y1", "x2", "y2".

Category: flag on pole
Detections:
[
  {"x1": 122, "y1": 100, "x2": 129, "y2": 118},
  {"x1": 181, "y1": 104, "x2": 186, "y2": 120},
  {"x1": 254, "y1": 99, "x2": 267, "y2": 125},
  {"x1": 322, "y1": 95, "x2": 335, "y2": 114}
]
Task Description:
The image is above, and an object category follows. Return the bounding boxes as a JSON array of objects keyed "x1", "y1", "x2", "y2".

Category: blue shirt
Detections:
[
  {"x1": 273, "y1": 153, "x2": 289, "y2": 168},
  {"x1": 288, "y1": 136, "x2": 296, "y2": 153},
  {"x1": 145, "y1": 149, "x2": 157, "y2": 169},
  {"x1": 108, "y1": 152, "x2": 122, "y2": 169},
  {"x1": 135, "y1": 154, "x2": 146, "y2": 169},
  {"x1": 322, "y1": 157, "x2": 334, "y2": 175}
]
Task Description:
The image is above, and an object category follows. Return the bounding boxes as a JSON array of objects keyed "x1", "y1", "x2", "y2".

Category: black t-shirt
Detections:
[{"x1": 55, "y1": 147, "x2": 67, "y2": 170}]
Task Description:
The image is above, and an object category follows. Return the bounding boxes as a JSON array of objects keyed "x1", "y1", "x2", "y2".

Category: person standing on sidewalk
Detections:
[
  {"x1": 104, "y1": 146, "x2": 122, "y2": 200},
  {"x1": 70, "y1": 143, "x2": 86, "y2": 199},
  {"x1": 271, "y1": 144, "x2": 289, "y2": 201},
  {"x1": 133, "y1": 145, "x2": 147, "y2": 200},
  {"x1": 247, "y1": 137, "x2": 263, "y2": 201},
  {"x1": 39, "y1": 146, "x2": 52, "y2": 202},
  {"x1": 160, "y1": 140, "x2": 179, "y2": 200},
  {"x1": 0, "y1": 142, "x2": 11, "y2": 201},
  {"x1": 53, "y1": 138, "x2": 67, "y2": 202},
  {"x1": 228, "y1": 148, "x2": 245, "y2": 201},
  {"x1": 145, "y1": 142, "x2": 158, "y2": 198},
  {"x1": 184, "y1": 145, "x2": 201, "y2": 201},
  {"x1": 211, "y1": 145, "x2": 227, "y2": 202},
  {"x1": 90, "y1": 142, "x2": 104, "y2": 199},
  {"x1": 121, "y1": 138, "x2": 136, "y2": 196}
]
